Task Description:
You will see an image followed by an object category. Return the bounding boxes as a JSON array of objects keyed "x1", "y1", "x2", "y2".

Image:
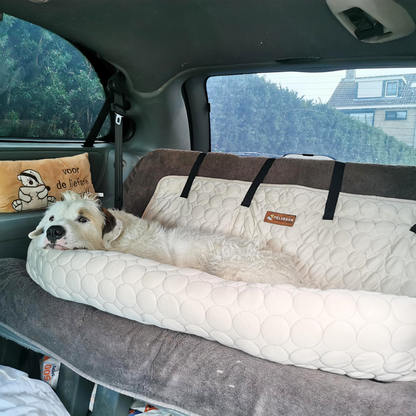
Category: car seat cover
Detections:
[{"x1": 145, "y1": 177, "x2": 416, "y2": 296}]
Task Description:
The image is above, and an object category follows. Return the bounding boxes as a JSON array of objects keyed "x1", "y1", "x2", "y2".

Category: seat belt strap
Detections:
[
  {"x1": 323, "y1": 161, "x2": 346, "y2": 220},
  {"x1": 241, "y1": 158, "x2": 276, "y2": 208},
  {"x1": 83, "y1": 95, "x2": 111, "y2": 148},
  {"x1": 112, "y1": 92, "x2": 125, "y2": 210}
]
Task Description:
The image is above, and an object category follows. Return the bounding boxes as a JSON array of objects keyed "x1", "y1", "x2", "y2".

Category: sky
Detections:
[{"x1": 262, "y1": 68, "x2": 416, "y2": 103}]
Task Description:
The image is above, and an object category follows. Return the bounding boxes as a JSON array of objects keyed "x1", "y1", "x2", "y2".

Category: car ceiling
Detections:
[{"x1": 1, "y1": 0, "x2": 416, "y2": 93}]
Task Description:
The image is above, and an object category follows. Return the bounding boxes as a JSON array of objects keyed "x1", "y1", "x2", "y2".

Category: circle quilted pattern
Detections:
[
  {"x1": 26, "y1": 178, "x2": 416, "y2": 382},
  {"x1": 27, "y1": 240, "x2": 416, "y2": 383},
  {"x1": 145, "y1": 178, "x2": 416, "y2": 296}
]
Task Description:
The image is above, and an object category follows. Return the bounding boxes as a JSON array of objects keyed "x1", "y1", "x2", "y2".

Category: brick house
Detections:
[{"x1": 328, "y1": 70, "x2": 416, "y2": 147}]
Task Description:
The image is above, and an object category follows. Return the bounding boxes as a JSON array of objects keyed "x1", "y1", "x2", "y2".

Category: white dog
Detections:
[{"x1": 29, "y1": 191, "x2": 302, "y2": 286}]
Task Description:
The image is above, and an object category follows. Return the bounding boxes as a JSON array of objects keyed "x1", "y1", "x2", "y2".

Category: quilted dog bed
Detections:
[{"x1": 26, "y1": 152, "x2": 416, "y2": 383}]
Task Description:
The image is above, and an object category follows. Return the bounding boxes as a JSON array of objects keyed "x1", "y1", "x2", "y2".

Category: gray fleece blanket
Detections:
[{"x1": 1, "y1": 258, "x2": 416, "y2": 416}]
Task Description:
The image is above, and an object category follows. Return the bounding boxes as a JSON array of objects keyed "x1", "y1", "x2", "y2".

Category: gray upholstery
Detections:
[{"x1": 1, "y1": 258, "x2": 416, "y2": 416}]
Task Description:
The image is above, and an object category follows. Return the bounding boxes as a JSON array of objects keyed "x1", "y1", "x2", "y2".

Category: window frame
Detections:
[
  {"x1": 385, "y1": 110, "x2": 407, "y2": 120},
  {"x1": 385, "y1": 81, "x2": 399, "y2": 97},
  {"x1": 356, "y1": 80, "x2": 383, "y2": 99},
  {"x1": 347, "y1": 110, "x2": 375, "y2": 126}
]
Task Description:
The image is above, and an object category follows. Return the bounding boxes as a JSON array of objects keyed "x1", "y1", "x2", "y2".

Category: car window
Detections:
[
  {"x1": 207, "y1": 69, "x2": 416, "y2": 166},
  {"x1": 0, "y1": 14, "x2": 108, "y2": 139}
]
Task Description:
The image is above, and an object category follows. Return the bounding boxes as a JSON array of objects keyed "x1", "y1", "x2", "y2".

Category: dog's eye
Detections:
[
  {"x1": 77, "y1": 216, "x2": 89, "y2": 223},
  {"x1": 49, "y1": 216, "x2": 54, "y2": 222}
]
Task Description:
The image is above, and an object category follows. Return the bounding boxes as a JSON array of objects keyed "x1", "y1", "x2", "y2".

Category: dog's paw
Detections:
[{"x1": 12, "y1": 199, "x2": 23, "y2": 211}]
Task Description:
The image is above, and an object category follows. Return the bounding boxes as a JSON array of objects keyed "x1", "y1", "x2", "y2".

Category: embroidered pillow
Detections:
[{"x1": 0, "y1": 153, "x2": 95, "y2": 213}]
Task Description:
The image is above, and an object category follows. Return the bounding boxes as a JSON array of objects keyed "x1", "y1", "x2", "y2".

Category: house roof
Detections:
[{"x1": 327, "y1": 73, "x2": 416, "y2": 109}]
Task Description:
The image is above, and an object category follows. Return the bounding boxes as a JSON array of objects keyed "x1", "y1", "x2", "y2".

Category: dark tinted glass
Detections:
[{"x1": 0, "y1": 15, "x2": 109, "y2": 139}]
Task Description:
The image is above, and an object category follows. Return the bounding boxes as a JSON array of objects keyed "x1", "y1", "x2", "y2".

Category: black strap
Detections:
[
  {"x1": 83, "y1": 96, "x2": 112, "y2": 148},
  {"x1": 323, "y1": 161, "x2": 346, "y2": 220},
  {"x1": 180, "y1": 153, "x2": 207, "y2": 198},
  {"x1": 411, "y1": 224, "x2": 416, "y2": 233},
  {"x1": 113, "y1": 91, "x2": 124, "y2": 210},
  {"x1": 241, "y1": 158, "x2": 276, "y2": 208}
]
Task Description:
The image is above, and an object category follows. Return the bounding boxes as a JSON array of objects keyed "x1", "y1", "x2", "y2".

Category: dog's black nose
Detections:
[{"x1": 46, "y1": 225, "x2": 66, "y2": 242}]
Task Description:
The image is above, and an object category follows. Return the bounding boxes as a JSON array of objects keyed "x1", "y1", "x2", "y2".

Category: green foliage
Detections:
[
  {"x1": 208, "y1": 74, "x2": 416, "y2": 166},
  {"x1": 0, "y1": 15, "x2": 107, "y2": 139}
]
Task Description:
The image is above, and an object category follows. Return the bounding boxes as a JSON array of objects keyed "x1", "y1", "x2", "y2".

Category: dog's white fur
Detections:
[{"x1": 29, "y1": 191, "x2": 302, "y2": 286}]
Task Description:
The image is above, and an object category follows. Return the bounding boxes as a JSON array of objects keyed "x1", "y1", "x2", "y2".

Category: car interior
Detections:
[{"x1": 0, "y1": 0, "x2": 416, "y2": 415}]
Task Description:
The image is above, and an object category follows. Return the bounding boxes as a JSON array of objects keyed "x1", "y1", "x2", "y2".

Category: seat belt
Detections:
[
  {"x1": 109, "y1": 74, "x2": 128, "y2": 210},
  {"x1": 111, "y1": 91, "x2": 125, "y2": 210},
  {"x1": 83, "y1": 73, "x2": 128, "y2": 209},
  {"x1": 83, "y1": 95, "x2": 112, "y2": 148}
]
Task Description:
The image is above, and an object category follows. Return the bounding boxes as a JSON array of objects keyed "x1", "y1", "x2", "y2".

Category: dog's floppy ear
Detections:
[
  {"x1": 102, "y1": 207, "x2": 123, "y2": 246},
  {"x1": 28, "y1": 227, "x2": 44, "y2": 239}
]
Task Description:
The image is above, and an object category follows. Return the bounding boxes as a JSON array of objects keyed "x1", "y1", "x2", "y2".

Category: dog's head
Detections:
[{"x1": 29, "y1": 191, "x2": 123, "y2": 251}]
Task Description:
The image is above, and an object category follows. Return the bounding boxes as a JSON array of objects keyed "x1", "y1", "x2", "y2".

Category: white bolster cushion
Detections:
[{"x1": 27, "y1": 242, "x2": 416, "y2": 382}]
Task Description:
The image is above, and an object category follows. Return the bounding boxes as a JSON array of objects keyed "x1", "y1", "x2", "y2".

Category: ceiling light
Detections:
[
  {"x1": 327, "y1": 0, "x2": 415, "y2": 43},
  {"x1": 28, "y1": 0, "x2": 50, "y2": 3}
]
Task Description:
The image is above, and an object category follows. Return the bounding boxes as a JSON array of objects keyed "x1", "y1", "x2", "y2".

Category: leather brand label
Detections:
[{"x1": 264, "y1": 211, "x2": 296, "y2": 227}]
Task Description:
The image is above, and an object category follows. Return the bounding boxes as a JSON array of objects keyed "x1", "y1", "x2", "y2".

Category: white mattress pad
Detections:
[{"x1": 26, "y1": 176, "x2": 416, "y2": 381}]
